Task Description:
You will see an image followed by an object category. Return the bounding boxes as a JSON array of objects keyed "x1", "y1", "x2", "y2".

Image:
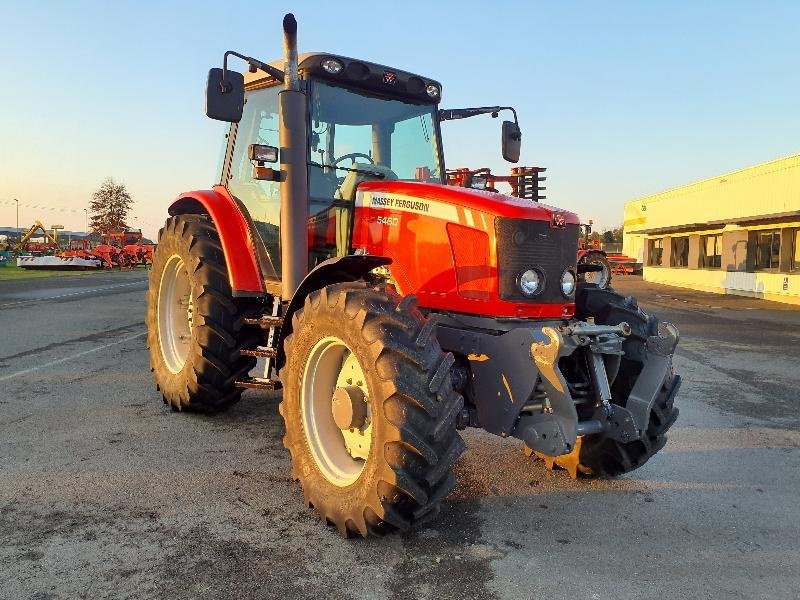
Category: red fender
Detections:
[{"x1": 168, "y1": 186, "x2": 265, "y2": 295}]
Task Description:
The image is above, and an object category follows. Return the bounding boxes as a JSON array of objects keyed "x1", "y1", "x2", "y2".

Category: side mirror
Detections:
[
  {"x1": 206, "y1": 68, "x2": 245, "y2": 122},
  {"x1": 501, "y1": 120, "x2": 521, "y2": 163}
]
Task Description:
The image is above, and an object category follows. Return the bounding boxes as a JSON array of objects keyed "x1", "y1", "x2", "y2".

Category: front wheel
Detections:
[
  {"x1": 279, "y1": 282, "x2": 465, "y2": 537},
  {"x1": 574, "y1": 285, "x2": 680, "y2": 476}
]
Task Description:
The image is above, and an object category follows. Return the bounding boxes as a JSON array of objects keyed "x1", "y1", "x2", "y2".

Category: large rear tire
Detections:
[
  {"x1": 572, "y1": 284, "x2": 680, "y2": 476},
  {"x1": 279, "y1": 282, "x2": 465, "y2": 537},
  {"x1": 146, "y1": 214, "x2": 258, "y2": 413}
]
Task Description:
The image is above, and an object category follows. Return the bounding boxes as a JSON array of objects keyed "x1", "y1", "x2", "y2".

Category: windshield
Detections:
[{"x1": 308, "y1": 80, "x2": 442, "y2": 203}]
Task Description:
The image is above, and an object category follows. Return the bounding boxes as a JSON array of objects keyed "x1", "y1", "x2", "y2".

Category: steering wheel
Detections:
[{"x1": 332, "y1": 153, "x2": 374, "y2": 166}]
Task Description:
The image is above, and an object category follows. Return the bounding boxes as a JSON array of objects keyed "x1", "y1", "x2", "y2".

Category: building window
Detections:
[
  {"x1": 701, "y1": 234, "x2": 722, "y2": 269},
  {"x1": 671, "y1": 237, "x2": 689, "y2": 268},
  {"x1": 792, "y1": 228, "x2": 800, "y2": 272},
  {"x1": 754, "y1": 230, "x2": 781, "y2": 270},
  {"x1": 648, "y1": 238, "x2": 663, "y2": 266}
]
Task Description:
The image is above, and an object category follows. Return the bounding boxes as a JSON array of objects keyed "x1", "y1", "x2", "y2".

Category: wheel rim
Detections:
[
  {"x1": 157, "y1": 254, "x2": 193, "y2": 374},
  {"x1": 584, "y1": 261, "x2": 610, "y2": 288},
  {"x1": 301, "y1": 336, "x2": 372, "y2": 487}
]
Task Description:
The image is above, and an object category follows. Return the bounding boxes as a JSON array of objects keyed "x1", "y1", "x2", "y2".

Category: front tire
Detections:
[
  {"x1": 146, "y1": 214, "x2": 257, "y2": 412},
  {"x1": 573, "y1": 285, "x2": 680, "y2": 476},
  {"x1": 279, "y1": 282, "x2": 465, "y2": 537}
]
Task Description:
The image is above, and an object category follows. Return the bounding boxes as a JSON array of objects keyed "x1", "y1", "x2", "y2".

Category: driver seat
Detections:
[{"x1": 334, "y1": 164, "x2": 398, "y2": 201}]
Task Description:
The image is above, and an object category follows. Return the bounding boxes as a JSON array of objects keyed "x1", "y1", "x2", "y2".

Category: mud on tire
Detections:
[
  {"x1": 573, "y1": 284, "x2": 681, "y2": 476},
  {"x1": 146, "y1": 214, "x2": 258, "y2": 412},
  {"x1": 279, "y1": 282, "x2": 465, "y2": 537}
]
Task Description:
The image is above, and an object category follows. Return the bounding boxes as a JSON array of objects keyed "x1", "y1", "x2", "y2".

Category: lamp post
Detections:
[
  {"x1": 84, "y1": 208, "x2": 88, "y2": 236},
  {"x1": 15, "y1": 198, "x2": 19, "y2": 232}
]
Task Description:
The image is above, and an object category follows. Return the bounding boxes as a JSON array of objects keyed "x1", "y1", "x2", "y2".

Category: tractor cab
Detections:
[
  {"x1": 210, "y1": 50, "x2": 522, "y2": 294},
  {"x1": 219, "y1": 53, "x2": 446, "y2": 281}
]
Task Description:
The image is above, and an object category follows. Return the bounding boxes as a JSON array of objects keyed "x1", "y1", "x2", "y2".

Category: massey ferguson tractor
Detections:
[{"x1": 147, "y1": 14, "x2": 681, "y2": 537}]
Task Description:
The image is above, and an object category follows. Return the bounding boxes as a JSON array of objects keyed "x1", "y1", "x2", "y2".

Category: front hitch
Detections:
[{"x1": 517, "y1": 319, "x2": 678, "y2": 455}]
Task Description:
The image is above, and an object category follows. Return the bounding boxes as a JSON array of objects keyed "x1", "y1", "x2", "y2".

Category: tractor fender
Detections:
[
  {"x1": 168, "y1": 186, "x2": 265, "y2": 295},
  {"x1": 276, "y1": 254, "x2": 392, "y2": 372},
  {"x1": 578, "y1": 249, "x2": 607, "y2": 261}
]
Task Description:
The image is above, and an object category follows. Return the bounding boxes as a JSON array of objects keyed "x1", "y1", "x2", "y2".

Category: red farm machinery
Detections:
[
  {"x1": 146, "y1": 14, "x2": 681, "y2": 537},
  {"x1": 18, "y1": 228, "x2": 154, "y2": 270},
  {"x1": 90, "y1": 229, "x2": 154, "y2": 269}
]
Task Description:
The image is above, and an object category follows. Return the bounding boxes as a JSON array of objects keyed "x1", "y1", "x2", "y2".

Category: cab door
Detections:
[{"x1": 224, "y1": 84, "x2": 282, "y2": 280}]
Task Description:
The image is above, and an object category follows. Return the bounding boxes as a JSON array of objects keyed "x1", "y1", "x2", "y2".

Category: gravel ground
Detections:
[{"x1": 1, "y1": 272, "x2": 798, "y2": 600}]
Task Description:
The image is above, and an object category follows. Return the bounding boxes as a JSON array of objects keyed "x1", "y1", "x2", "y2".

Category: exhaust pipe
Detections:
[
  {"x1": 279, "y1": 12, "x2": 309, "y2": 300},
  {"x1": 283, "y1": 13, "x2": 299, "y2": 92}
]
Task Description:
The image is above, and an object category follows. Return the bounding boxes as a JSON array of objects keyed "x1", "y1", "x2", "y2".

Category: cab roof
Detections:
[{"x1": 244, "y1": 52, "x2": 442, "y2": 103}]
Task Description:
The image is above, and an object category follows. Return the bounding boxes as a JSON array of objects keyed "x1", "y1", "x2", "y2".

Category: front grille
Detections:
[{"x1": 495, "y1": 218, "x2": 579, "y2": 303}]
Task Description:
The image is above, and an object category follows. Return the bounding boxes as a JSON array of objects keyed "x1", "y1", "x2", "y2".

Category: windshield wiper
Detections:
[{"x1": 308, "y1": 162, "x2": 386, "y2": 179}]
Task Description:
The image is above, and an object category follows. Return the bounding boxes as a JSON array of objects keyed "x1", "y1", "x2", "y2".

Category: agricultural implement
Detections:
[
  {"x1": 147, "y1": 14, "x2": 680, "y2": 537},
  {"x1": 18, "y1": 229, "x2": 154, "y2": 270},
  {"x1": 12, "y1": 221, "x2": 61, "y2": 254}
]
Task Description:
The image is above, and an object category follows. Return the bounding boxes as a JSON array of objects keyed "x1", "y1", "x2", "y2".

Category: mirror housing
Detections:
[
  {"x1": 501, "y1": 120, "x2": 521, "y2": 163},
  {"x1": 205, "y1": 68, "x2": 245, "y2": 122}
]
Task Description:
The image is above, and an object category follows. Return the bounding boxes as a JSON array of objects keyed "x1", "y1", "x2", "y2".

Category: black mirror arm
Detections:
[
  {"x1": 221, "y1": 50, "x2": 285, "y2": 91},
  {"x1": 439, "y1": 106, "x2": 518, "y2": 125}
]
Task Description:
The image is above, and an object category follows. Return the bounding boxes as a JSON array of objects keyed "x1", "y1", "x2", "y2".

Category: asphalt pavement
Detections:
[{"x1": 1, "y1": 272, "x2": 798, "y2": 600}]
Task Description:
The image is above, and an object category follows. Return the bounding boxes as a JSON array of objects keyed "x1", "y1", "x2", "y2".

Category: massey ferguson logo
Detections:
[{"x1": 550, "y1": 212, "x2": 567, "y2": 229}]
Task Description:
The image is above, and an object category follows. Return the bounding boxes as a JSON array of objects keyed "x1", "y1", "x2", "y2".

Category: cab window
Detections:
[{"x1": 227, "y1": 85, "x2": 281, "y2": 276}]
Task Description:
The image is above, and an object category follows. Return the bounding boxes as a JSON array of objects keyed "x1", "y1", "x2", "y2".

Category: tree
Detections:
[
  {"x1": 602, "y1": 227, "x2": 623, "y2": 244},
  {"x1": 88, "y1": 177, "x2": 132, "y2": 235}
]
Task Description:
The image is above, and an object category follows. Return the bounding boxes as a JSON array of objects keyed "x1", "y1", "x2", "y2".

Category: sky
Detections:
[{"x1": 1, "y1": 0, "x2": 799, "y2": 239}]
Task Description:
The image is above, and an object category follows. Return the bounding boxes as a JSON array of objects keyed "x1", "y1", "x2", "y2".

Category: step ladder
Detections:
[{"x1": 235, "y1": 299, "x2": 283, "y2": 391}]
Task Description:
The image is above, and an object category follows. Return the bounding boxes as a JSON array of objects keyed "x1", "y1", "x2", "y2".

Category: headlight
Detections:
[
  {"x1": 321, "y1": 58, "x2": 344, "y2": 74},
  {"x1": 426, "y1": 83, "x2": 440, "y2": 98},
  {"x1": 517, "y1": 269, "x2": 543, "y2": 297},
  {"x1": 560, "y1": 269, "x2": 576, "y2": 297}
]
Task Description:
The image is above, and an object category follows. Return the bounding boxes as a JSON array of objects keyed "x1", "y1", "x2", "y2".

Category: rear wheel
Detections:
[
  {"x1": 279, "y1": 282, "x2": 465, "y2": 537},
  {"x1": 146, "y1": 214, "x2": 258, "y2": 412}
]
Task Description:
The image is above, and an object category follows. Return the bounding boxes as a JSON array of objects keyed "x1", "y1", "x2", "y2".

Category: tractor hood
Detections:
[{"x1": 357, "y1": 180, "x2": 580, "y2": 224}]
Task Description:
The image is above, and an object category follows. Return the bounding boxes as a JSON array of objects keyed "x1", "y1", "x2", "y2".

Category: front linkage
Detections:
[{"x1": 437, "y1": 285, "x2": 681, "y2": 478}]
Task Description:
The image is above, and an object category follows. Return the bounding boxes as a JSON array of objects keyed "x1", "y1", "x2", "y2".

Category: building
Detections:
[{"x1": 623, "y1": 154, "x2": 800, "y2": 305}]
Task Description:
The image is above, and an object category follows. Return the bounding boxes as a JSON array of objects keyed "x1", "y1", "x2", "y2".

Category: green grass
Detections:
[{"x1": 0, "y1": 262, "x2": 101, "y2": 281}]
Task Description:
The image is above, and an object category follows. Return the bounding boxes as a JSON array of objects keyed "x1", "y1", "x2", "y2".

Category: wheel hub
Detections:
[
  {"x1": 332, "y1": 386, "x2": 367, "y2": 430},
  {"x1": 300, "y1": 337, "x2": 373, "y2": 486}
]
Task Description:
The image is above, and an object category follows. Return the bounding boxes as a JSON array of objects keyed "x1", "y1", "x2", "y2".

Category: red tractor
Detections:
[{"x1": 147, "y1": 15, "x2": 680, "y2": 537}]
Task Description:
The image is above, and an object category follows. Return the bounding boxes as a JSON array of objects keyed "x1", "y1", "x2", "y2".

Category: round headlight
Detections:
[
  {"x1": 426, "y1": 83, "x2": 440, "y2": 98},
  {"x1": 560, "y1": 269, "x2": 576, "y2": 297},
  {"x1": 518, "y1": 269, "x2": 543, "y2": 297},
  {"x1": 321, "y1": 58, "x2": 344, "y2": 74}
]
